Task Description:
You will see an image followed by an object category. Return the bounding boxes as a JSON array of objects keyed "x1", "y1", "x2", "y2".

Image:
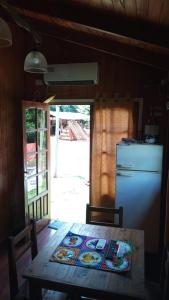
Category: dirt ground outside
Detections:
[{"x1": 50, "y1": 136, "x2": 90, "y2": 223}]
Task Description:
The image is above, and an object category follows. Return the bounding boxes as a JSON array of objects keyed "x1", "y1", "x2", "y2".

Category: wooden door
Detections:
[{"x1": 23, "y1": 101, "x2": 50, "y2": 229}]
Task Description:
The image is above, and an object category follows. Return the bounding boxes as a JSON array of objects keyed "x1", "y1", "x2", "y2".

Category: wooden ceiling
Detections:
[{"x1": 4, "y1": 0, "x2": 169, "y2": 70}]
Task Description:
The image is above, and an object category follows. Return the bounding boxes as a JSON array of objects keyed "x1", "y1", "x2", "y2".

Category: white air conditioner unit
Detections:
[{"x1": 44, "y1": 62, "x2": 98, "y2": 86}]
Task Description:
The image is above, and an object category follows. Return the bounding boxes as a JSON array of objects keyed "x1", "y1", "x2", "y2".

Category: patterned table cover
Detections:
[{"x1": 50, "y1": 231, "x2": 134, "y2": 273}]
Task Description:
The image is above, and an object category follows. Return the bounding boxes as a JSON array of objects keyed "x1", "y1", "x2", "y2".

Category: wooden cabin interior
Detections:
[{"x1": 1, "y1": 1, "x2": 169, "y2": 299}]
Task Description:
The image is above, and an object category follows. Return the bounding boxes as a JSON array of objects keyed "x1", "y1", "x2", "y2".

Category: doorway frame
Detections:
[{"x1": 49, "y1": 99, "x2": 94, "y2": 222}]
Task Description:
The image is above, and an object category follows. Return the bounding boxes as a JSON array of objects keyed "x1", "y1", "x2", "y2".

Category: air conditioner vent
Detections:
[
  {"x1": 47, "y1": 66, "x2": 55, "y2": 72},
  {"x1": 46, "y1": 80, "x2": 95, "y2": 86},
  {"x1": 44, "y1": 62, "x2": 98, "y2": 86}
]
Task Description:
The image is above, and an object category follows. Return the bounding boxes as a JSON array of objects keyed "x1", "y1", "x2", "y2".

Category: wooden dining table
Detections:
[{"x1": 23, "y1": 222, "x2": 146, "y2": 300}]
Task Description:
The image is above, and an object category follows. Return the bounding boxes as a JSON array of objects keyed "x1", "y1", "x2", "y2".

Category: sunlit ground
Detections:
[{"x1": 50, "y1": 137, "x2": 90, "y2": 223}]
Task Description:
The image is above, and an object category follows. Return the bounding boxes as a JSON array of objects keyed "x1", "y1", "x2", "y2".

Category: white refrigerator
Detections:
[{"x1": 115, "y1": 143, "x2": 163, "y2": 253}]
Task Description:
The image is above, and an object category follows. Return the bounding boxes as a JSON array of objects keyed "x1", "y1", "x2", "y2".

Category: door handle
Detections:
[
  {"x1": 117, "y1": 164, "x2": 133, "y2": 169},
  {"x1": 116, "y1": 172, "x2": 133, "y2": 177}
]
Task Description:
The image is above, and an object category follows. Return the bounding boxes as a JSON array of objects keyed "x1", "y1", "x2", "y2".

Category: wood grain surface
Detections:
[{"x1": 23, "y1": 222, "x2": 145, "y2": 300}]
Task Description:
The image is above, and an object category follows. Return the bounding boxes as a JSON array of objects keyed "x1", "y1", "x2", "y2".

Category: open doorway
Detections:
[{"x1": 50, "y1": 104, "x2": 90, "y2": 223}]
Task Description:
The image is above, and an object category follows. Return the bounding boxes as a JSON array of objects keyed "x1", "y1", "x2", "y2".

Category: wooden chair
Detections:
[
  {"x1": 86, "y1": 204, "x2": 123, "y2": 228},
  {"x1": 8, "y1": 219, "x2": 68, "y2": 300}
]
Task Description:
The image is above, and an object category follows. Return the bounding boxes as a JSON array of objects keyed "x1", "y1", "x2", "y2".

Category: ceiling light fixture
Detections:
[
  {"x1": 24, "y1": 50, "x2": 48, "y2": 73},
  {"x1": 0, "y1": 0, "x2": 48, "y2": 73}
]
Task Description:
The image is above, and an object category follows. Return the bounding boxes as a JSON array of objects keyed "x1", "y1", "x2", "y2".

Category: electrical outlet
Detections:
[{"x1": 166, "y1": 102, "x2": 169, "y2": 110}]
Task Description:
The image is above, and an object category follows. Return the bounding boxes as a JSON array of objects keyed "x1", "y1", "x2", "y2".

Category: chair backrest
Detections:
[
  {"x1": 86, "y1": 204, "x2": 123, "y2": 228},
  {"x1": 8, "y1": 219, "x2": 38, "y2": 300}
]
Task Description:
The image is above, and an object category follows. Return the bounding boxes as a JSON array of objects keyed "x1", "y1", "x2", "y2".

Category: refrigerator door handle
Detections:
[
  {"x1": 117, "y1": 164, "x2": 134, "y2": 169},
  {"x1": 116, "y1": 171, "x2": 133, "y2": 177}
]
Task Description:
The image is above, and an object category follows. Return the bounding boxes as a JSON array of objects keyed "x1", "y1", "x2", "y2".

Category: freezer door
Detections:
[
  {"x1": 116, "y1": 144, "x2": 163, "y2": 172},
  {"x1": 115, "y1": 170, "x2": 161, "y2": 253}
]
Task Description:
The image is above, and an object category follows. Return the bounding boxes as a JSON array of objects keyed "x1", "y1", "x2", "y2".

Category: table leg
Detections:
[{"x1": 29, "y1": 281, "x2": 42, "y2": 300}]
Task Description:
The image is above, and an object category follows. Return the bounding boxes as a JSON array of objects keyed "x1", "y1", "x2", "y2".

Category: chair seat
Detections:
[{"x1": 15, "y1": 280, "x2": 68, "y2": 300}]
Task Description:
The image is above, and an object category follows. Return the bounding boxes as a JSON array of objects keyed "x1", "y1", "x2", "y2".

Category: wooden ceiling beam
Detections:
[
  {"x1": 13, "y1": 8, "x2": 169, "y2": 70},
  {"x1": 8, "y1": 0, "x2": 169, "y2": 48}
]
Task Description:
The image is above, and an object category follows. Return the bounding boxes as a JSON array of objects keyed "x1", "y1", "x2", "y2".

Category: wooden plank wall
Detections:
[
  {"x1": 25, "y1": 35, "x2": 167, "y2": 142},
  {"x1": 0, "y1": 24, "x2": 25, "y2": 243},
  {"x1": 24, "y1": 35, "x2": 166, "y2": 97},
  {"x1": 24, "y1": 34, "x2": 169, "y2": 248},
  {"x1": 0, "y1": 26, "x2": 168, "y2": 244}
]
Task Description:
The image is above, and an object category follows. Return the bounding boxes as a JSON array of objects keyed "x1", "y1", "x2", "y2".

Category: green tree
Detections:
[
  {"x1": 50, "y1": 105, "x2": 90, "y2": 115},
  {"x1": 50, "y1": 105, "x2": 56, "y2": 111},
  {"x1": 76, "y1": 105, "x2": 90, "y2": 115},
  {"x1": 59, "y1": 105, "x2": 79, "y2": 112},
  {"x1": 26, "y1": 108, "x2": 36, "y2": 129}
]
